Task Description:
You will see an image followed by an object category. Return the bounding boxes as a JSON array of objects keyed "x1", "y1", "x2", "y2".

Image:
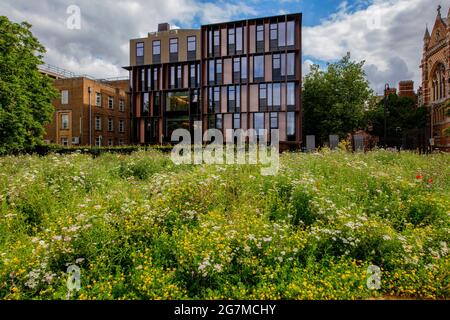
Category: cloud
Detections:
[
  {"x1": 303, "y1": 0, "x2": 442, "y2": 94},
  {"x1": 0, "y1": 0, "x2": 258, "y2": 78}
]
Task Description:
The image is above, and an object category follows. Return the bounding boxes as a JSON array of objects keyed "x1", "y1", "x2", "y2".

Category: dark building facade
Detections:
[{"x1": 125, "y1": 13, "x2": 302, "y2": 149}]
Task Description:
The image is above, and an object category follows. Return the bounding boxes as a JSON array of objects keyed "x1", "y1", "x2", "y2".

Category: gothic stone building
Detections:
[{"x1": 420, "y1": 5, "x2": 450, "y2": 151}]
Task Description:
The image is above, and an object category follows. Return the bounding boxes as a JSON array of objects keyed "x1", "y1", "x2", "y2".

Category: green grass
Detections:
[{"x1": 0, "y1": 149, "x2": 448, "y2": 299}]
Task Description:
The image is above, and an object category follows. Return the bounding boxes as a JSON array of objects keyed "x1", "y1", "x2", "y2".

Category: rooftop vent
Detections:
[{"x1": 158, "y1": 23, "x2": 170, "y2": 32}]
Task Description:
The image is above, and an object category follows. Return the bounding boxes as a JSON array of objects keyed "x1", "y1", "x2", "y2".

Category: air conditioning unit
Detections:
[{"x1": 72, "y1": 137, "x2": 80, "y2": 145}]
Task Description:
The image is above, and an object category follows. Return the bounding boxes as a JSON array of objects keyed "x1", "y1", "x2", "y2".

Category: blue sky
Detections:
[{"x1": 0, "y1": 0, "x2": 445, "y2": 94}]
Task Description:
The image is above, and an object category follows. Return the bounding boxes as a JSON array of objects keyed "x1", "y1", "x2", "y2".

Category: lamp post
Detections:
[{"x1": 384, "y1": 83, "x2": 390, "y2": 148}]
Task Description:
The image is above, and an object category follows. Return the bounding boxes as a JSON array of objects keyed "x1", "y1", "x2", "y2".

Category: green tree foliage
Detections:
[
  {"x1": 303, "y1": 53, "x2": 372, "y2": 144},
  {"x1": 365, "y1": 93, "x2": 427, "y2": 145},
  {"x1": 0, "y1": 16, "x2": 57, "y2": 154}
]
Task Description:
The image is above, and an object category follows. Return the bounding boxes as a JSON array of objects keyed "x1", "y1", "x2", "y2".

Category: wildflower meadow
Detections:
[{"x1": 0, "y1": 149, "x2": 448, "y2": 300}]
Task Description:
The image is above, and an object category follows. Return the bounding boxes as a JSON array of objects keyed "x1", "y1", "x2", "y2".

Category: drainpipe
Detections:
[{"x1": 88, "y1": 86, "x2": 92, "y2": 146}]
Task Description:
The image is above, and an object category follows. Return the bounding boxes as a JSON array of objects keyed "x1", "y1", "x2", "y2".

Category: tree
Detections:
[
  {"x1": 303, "y1": 53, "x2": 372, "y2": 144},
  {"x1": 365, "y1": 93, "x2": 427, "y2": 147},
  {"x1": 0, "y1": 16, "x2": 57, "y2": 154}
]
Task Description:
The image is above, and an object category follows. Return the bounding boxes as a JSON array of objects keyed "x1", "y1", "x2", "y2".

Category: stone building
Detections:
[{"x1": 420, "y1": 5, "x2": 450, "y2": 151}]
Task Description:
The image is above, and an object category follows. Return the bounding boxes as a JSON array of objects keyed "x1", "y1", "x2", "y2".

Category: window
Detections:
[
  {"x1": 208, "y1": 60, "x2": 215, "y2": 85},
  {"x1": 152, "y1": 40, "x2": 161, "y2": 55},
  {"x1": 108, "y1": 139, "x2": 113, "y2": 147},
  {"x1": 213, "y1": 30, "x2": 220, "y2": 56},
  {"x1": 287, "y1": 112, "x2": 296, "y2": 140},
  {"x1": 254, "y1": 113, "x2": 265, "y2": 136},
  {"x1": 216, "y1": 59, "x2": 222, "y2": 84},
  {"x1": 187, "y1": 36, "x2": 196, "y2": 53},
  {"x1": 61, "y1": 90, "x2": 69, "y2": 104},
  {"x1": 272, "y1": 83, "x2": 281, "y2": 110},
  {"x1": 236, "y1": 27, "x2": 243, "y2": 54},
  {"x1": 95, "y1": 92, "x2": 101, "y2": 107},
  {"x1": 287, "y1": 82, "x2": 296, "y2": 109},
  {"x1": 273, "y1": 54, "x2": 281, "y2": 79},
  {"x1": 95, "y1": 116, "x2": 101, "y2": 130},
  {"x1": 286, "y1": 52, "x2": 295, "y2": 77},
  {"x1": 141, "y1": 69, "x2": 146, "y2": 91},
  {"x1": 169, "y1": 38, "x2": 178, "y2": 62},
  {"x1": 95, "y1": 137, "x2": 101, "y2": 147},
  {"x1": 119, "y1": 120, "x2": 125, "y2": 133},
  {"x1": 143, "y1": 93, "x2": 150, "y2": 115},
  {"x1": 177, "y1": 65, "x2": 182, "y2": 88},
  {"x1": 253, "y1": 55, "x2": 264, "y2": 81},
  {"x1": 233, "y1": 58, "x2": 241, "y2": 82},
  {"x1": 241, "y1": 57, "x2": 247, "y2": 81},
  {"x1": 287, "y1": 20, "x2": 295, "y2": 47},
  {"x1": 119, "y1": 99, "x2": 125, "y2": 112},
  {"x1": 278, "y1": 22, "x2": 286, "y2": 48},
  {"x1": 61, "y1": 137, "x2": 69, "y2": 146},
  {"x1": 208, "y1": 87, "x2": 221, "y2": 113},
  {"x1": 216, "y1": 114, "x2": 223, "y2": 130},
  {"x1": 270, "y1": 112, "x2": 278, "y2": 129},
  {"x1": 228, "y1": 28, "x2": 235, "y2": 55},
  {"x1": 153, "y1": 40, "x2": 161, "y2": 63},
  {"x1": 190, "y1": 64, "x2": 197, "y2": 87},
  {"x1": 188, "y1": 36, "x2": 197, "y2": 60},
  {"x1": 233, "y1": 114, "x2": 241, "y2": 129},
  {"x1": 61, "y1": 114, "x2": 69, "y2": 130},
  {"x1": 166, "y1": 92, "x2": 189, "y2": 112},
  {"x1": 259, "y1": 84, "x2": 267, "y2": 110},
  {"x1": 136, "y1": 42, "x2": 144, "y2": 64},
  {"x1": 153, "y1": 68, "x2": 159, "y2": 90},
  {"x1": 228, "y1": 85, "x2": 240, "y2": 113},
  {"x1": 270, "y1": 23, "x2": 278, "y2": 49},
  {"x1": 170, "y1": 38, "x2": 178, "y2": 54},
  {"x1": 256, "y1": 25, "x2": 264, "y2": 52},
  {"x1": 153, "y1": 92, "x2": 160, "y2": 116},
  {"x1": 108, "y1": 118, "x2": 114, "y2": 132},
  {"x1": 108, "y1": 96, "x2": 114, "y2": 109}
]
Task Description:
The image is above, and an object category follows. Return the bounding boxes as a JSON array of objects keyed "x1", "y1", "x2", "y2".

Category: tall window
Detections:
[
  {"x1": 254, "y1": 55, "x2": 264, "y2": 81},
  {"x1": 187, "y1": 36, "x2": 196, "y2": 59},
  {"x1": 287, "y1": 20, "x2": 295, "y2": 47},
  {"x1": 208, "y1": 60, "x2": 215, "y2": 85},
  {"x1": 208, "y1": 87, "x2": 221, "y2": 113},
  {"x1": 273, "y1": 54, "x2": 281, "y2": 79},
  {"x1": 287, "y1": 112, "x2": 296, "y2": 140},
  {"x1": 177, "y1": 65, "x2": 182, "y2": 88},
  {"x1": 256, "y1": 24, "x2": 265, "y2": 52},
  {"x1": 213, "y1": 30, "x2": 220, "y2": 56},
  {"x1": 287, "y1": 82, "x2": 296, "y2": 109},
  {"x1": 216, "y1": 114, "x2": 223, "y2": 130},
  {"x1": 61, "y1": 114, "x2": 69, "y2": 129},
  {"x1": 108, "y1": 96, "x2": 114, "y2": 109},
  {"x1": 95, "y1": 137, "x2": 101, "y2": 147},
  {"x1": 95, "y1": 92, "x2": 101, "y2": 107},
  {"x1": 189, "y1": 63, "x2": 197, "y2": 87},
  {"x1": 119, "y1": 120, "x2": 125, "y2": 133},
  {"x1": 136, "y1": 42, "x2": 144, "y2": 64},
  {"x1": 233, "y1": 58, "x2": 241, "y2": 83},
  {"x1": 228, "y1": 28, "x2": 235, "y2": 55},
  {"x1": 216, "y1": 59, "x2": 223, "y2": 85},
  {"x1": 270, "y1": 23, "x2": 278, "y2": 50},
  {"x1": 432, "y1": 63, "x2": 446, "y2": 101},
  {"x1": 119, "y1": 99, "x2": 125, "y2": 112},
  {"x1": 169, "y1": 38, "x2": 178, "y2": 62},
  {"x1": 228, "y1": 85, "x2": 241, "y2": 113},
  {"x1": 95, "y1": 116, "x2": 102, "y2": 130},
  {"x1": 142, "y1": 93, "x2": 150, "y2": 115},
  {"x1": 108, "y1": 118, "x2": 114, "y2": 132},
  {"x1": 270, "y1": 112, "x2": 279, "y2": 129},
  {"x1": 236, "y1": 27, "x2": 243, "y2": 54},
  {"x1": 259, "y1": 84, "x2": 267, "y2": 110},
  {"x1": 278, "y1": 22, "x2": 286, "y2": 48},
  {"x1": 272, "y1": 83, "x2": 281, "y2": 110},
  {"x1": 153, "y1": 67, "x2": 159, "y2": 90},
  {"x1": 286, "y1": 52, "x2": 295, "y2": 78},
  {"x1": 153, "y1": 92, "x2": 160, "y2": 116},
  {"x1": 152, "y1": 40, "x2": 161, "y2": 63},
  {"x1": 241, "y1": 57, "x2": 248, "y2": 81},
  {"x1": 233, "y1": 114, "x2": 241, "y2": 129},
  {"x1": 61, "y1": 90, "x2": 69, "y2": 105},
  {"x1": 61, "y1": 137, "x2": 69, "y2": 146},
  {"x1": 170, "y1": 66, "x2": 176, "y2": 89},
  {"x1": 254, "y1": 113, "x2": 265, "y2": 136}
]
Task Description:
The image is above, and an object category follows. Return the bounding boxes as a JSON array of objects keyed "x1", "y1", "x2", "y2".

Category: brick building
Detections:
[
  {"x1": 40, "y1": 66, "x2": 131, "y2": 147},
  {"x1": 420, "y1": 5, "x2": 450, "y2": 151},
  {"x1": 125, "y1": 13, "x2": 302, "y2": 149}
]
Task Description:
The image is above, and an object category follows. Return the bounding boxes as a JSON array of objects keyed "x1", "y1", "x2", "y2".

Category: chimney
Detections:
[{"x1": 158, "y1": 23, "x2": 170, "y2": 32}]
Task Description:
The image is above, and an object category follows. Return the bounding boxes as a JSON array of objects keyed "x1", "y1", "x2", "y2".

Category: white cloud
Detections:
[{"x1": 303, "y1": 0, "x2": 443, "y2": 94}]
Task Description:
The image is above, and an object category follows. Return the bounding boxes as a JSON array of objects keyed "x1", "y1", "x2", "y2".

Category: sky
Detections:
[{"x1": 0, "y1": 0, "x2": 447, "y2": 94}]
